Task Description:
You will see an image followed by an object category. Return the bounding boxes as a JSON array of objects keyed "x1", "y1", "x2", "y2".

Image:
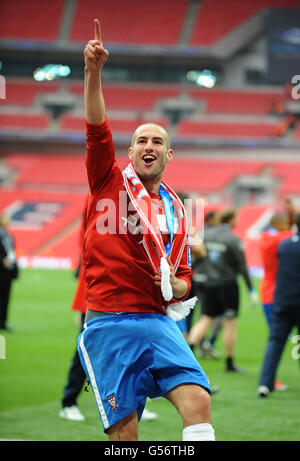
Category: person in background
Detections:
[
  {"x1": 259, "y1": 198, "x2": 296, "y2": 391},
  {"x1": 0, "y1": 213, "x2": 19, "y2": 331},
  {"x1": 175, "y1": 193, "x2": 207, "y2": 340},
  {"x1": 192, "y1": 210, "x2": 222, "y2": 360},
  {"x1": 188, "y1": 208, "x2": 259, "y2": 372},
  {"x1": 257, "y1": 213, "x2": 300, "y2": 398}
]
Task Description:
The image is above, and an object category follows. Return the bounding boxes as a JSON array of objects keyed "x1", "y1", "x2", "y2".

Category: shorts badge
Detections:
[{"x1": 107, "y1": 394, "x2": 118, "y2": 410}]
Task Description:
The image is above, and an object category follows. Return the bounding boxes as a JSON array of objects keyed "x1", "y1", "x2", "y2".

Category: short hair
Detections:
[
  {"x1": 205, "y1": 211, "x2": 216, "y2": 223},
  {"x1": 219, "y1": 208, "x2": 237, "y2": 224},
  {"x1": 270, "y1": 213, "x2": 287, "y2": 228},
  {"x1": 131, "y1": 122, "x2": 171, "y2": 150}
]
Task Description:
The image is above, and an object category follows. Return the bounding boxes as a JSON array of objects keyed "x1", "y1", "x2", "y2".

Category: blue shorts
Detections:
[
  {"x1": 78, "y1": 312, "x2": 210, "y2": 432},
  {"x1": 176, "y1": 317, "x2": 187, "y2": 334}
]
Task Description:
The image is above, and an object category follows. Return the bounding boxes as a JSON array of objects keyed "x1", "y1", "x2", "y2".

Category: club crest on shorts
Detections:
[{"x1": 107, "y1": 394, "x2": 118, "y2": 410}]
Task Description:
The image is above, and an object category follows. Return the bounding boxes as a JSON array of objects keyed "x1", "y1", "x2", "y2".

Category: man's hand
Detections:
[
  {"x1": 84, "y1": 19, "x2": 108, "y2": 124},
  {"x1": 84, "y1": 19, "x2": 109, "y2": 72},
  {"x1": 249, "y1": 289, "x2": 260, "y2": 308},
  {"x1": 154, "y1": 257, "x2": 188, "y2": 299}
]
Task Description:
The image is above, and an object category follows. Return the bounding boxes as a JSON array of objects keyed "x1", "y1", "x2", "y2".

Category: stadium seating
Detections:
[
  {"x1": 0, "y1": 188, "x2": 86, "y2": 256},
  {"x1": 70, "y1": 0, "x2": 189, "y2": 45},
  {"x1": 2, "y1": 80, "x2": 60, "y2": 106},
  {"x1": 60, "y1": 113, "x2": 169, "y2": 134},
  {"x1": 1, "y1": 0, "x2": 300, "y2": 272},
  {"x1": 292, "y1": 121, "x2": 300, "y2": 140},
  {"x1": 39, "y1": 225, "x2": 81, "y2": 263},
  {"x1": 0, "y1": 0, "x2": 65, "y2": 41},
  {"x1": 189, "y1": 88, "x2": 283, "y2": 115},
  {"x1": 69, "y1": 83, "x2": 180, "y2": 111},
  {"x1": 163, "y1": 159, "x2": 265, "y2": 192},
  {"x1": 269, "y1": 162, "x2": 300, "y2": 195},
  {"x1": 189, "y1": 0, "x2": 299, "y2": 46},
  {"x1": 2, "y1": 151, "x2": 300, "y2": 268},
  {"x1": 0, "y1": 112, "x2": 50, "y2": 130},
  {"x1": 11, "y1": 155, "x2": 88, "y2": 187},
  {"x1": 176, "y1": 119, "x2": 276, "y2": 139}
]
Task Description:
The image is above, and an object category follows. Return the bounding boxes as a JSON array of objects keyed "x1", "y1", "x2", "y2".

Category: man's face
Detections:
[{"x1": 128, "y1": 124, "x2": 173, "y2": 184}]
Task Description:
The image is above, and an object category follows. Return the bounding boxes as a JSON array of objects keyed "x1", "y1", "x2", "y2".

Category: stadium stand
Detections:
[
  {"x1": 69, "y1": 82, "x2": 180, "y2": 111},
  {"x1": 0, "y1": 188, "x2": 86, "y2": 256},
  {"x1": 60, "y1": 113, "x2": 169, "y2": 134},
  {"x1": 0, "y1": 0, "x2": 66, "y2": 41},
  {"x1": 269, "y1": 162, "x2": 300, "y2": 195},
  {"x1": 189, "y1": 0, "x2": 299, "y2": 46},
  {"x1": 0, "y1": 112, "x2": 50, "y2": 130},
  {"x1": 176, "y1": 119, "x2": 276, "y2": 139},
  {"x1": 1, "y1": 0, "x2": 300, "y2": 270},
  {"x1": 189, "y1": 87, "x2": 284, "y2": 115},
  {"x1": 163, "y1": 159, "x2": 265, "y2": 192},
  {"x1": 1, "y1": 80, "x2": 60, "y2": 106},
  {"x1": 70, "y1": 0, "x2": 189, "y2": 45}
]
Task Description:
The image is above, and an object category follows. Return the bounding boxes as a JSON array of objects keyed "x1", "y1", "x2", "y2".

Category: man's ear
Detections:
[
  {"x1": 128, "y1": 147, "x2": 133, "y2": 161},
  {"x1": 167, "y1": 149, "x2": 174, "y2": 162}
]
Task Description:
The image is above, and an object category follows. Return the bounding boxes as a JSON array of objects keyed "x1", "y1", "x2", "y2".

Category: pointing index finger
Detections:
[{"x1": 94, "y1": 18, "x2": 101, "y2": 43}]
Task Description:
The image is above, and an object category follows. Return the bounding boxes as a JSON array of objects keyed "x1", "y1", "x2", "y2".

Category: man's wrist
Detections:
[{"x1": 172, "y1": 277, "x2": 188, "y2": 299}]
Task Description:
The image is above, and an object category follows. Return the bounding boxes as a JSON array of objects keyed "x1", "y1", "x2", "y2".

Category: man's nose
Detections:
[{"x1": 145, "y1": 141, "x2": 153, "y2": 151}]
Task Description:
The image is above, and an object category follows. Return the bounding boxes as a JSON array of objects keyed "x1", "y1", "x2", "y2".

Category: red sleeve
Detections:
[
  {"x1": 79, "y1": 194, "x2": 89, "y2": 251},
  {"x1": 85, "y1": 117, "x2": 117, "y2": 194}
]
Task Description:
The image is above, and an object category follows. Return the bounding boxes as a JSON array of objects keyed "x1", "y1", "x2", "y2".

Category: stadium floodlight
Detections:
[
  {"x1": 58, "y1": 65, "x2": 71, "y2": 77},
  {"x1": 196, "y1": 70, "x2": 216, "y2": 88},
  {"x1": 33, "y1": 64, "x2": 71, "y2": 82},
  {"x1": 33, "y1": 68, "x2": 46, "y2": 82},
  {"x1": 186, "y1": 69, "x2": 216, "y2": 88}
]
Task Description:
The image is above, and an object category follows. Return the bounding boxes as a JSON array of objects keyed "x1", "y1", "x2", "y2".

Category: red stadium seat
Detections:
[
  {"x1": 189, "y1": 88, "x2": 283, "y2": 115},
  {"x1": 0, "y1": 0, "x2": 65, "y2": 41},
  {"x1": 60, "y1": 114, "x2": 169, "y2": 134},
  {"x1": 176, "y1": 119, "x2": 275, "y2": 139},
  {"x1": 189, "y1": 0, "x2": 299, "y2": 46},
  {"x1": 69, "y1": 83, "x2": 180, "y2": 111},
  {"x1": 13, "y1": 155, "x2": 88, "y2": 187},
  {"x1": 0, "y1": 112, "x2": 50, "y2": 130},
  {"x1": 0, "y1": 189, "x2": 86, "y2": 255},
  {"x1": 2, "y1": 80, "x2": 59, "y2": 106},
  {"x1": 70, "y1": 0, "x2": 189, "y2": 45}
]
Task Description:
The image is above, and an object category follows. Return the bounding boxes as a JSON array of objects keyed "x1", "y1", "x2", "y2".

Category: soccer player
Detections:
[
  {"x1": 77, "y1": 19, "x2": 214, "y2": 441},
  {"x1": 259, "y1": 202, "x2": 296, "y2": 391}
]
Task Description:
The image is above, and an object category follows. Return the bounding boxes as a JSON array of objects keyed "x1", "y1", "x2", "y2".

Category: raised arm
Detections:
[{"x1": 84, "y1": 19, "x2": 109, "y2": 125}]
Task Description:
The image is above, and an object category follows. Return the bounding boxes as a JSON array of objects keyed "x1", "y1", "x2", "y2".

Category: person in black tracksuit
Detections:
[
  {"x1": 258, "y1": 213, "x2": 300, "y2": 397},
  {"x1": 188, "y1": 208, "x2": 258, "y2": 372},
  {"x1": 0, "y1": 214, "x2": 18, "y2": 331}
]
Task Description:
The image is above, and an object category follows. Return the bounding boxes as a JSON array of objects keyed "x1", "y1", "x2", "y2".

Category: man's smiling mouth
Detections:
[{"x1": 142, "y1": 154, "x2": 157, "y2": 164}]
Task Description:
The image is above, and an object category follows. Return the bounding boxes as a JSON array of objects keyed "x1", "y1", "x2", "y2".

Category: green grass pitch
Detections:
[{"x1": 0, "y1": 268, "x2": 299, "y2": 441}]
